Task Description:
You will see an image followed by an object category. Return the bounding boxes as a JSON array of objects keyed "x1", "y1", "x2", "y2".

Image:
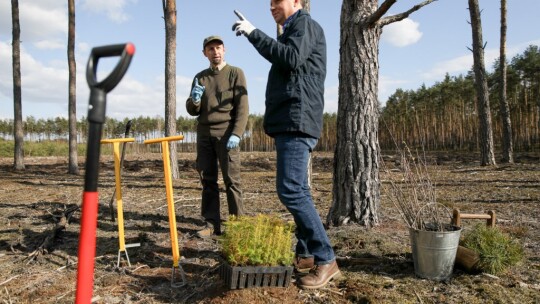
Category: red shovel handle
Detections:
[{"x1": 76, "y1": 192, "x2": 99, "y2": 303}]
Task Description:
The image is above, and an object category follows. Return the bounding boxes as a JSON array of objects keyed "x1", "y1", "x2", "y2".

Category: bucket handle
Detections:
[{"x1": 413, "y1": 202, "x2": 453, "y2": 231}]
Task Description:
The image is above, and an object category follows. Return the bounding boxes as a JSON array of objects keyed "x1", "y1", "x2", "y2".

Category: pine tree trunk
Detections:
[
  {"x1": 499, "y1": 0, "x2": 513, "y2": 163},
  {"x1": 328, "y1": 0, "x2": 381, "y2": 227},
  {"x1": 67, "y1": 0, "x2": 79, "y2": 174},
  {"x1": 163, "y1": 0, "x2": 179, "y2": 178},
  {"x1": 12, "y1": 0, "x2": 24, "y2": 170},
  {"x1": 468, "y1": 0, "x2": 496, "y2": 166}
]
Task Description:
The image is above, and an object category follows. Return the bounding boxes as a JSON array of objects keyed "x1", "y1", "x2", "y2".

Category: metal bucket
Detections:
[{"x1": 409, "y1": 226, "x2": 462, "y2": 281}]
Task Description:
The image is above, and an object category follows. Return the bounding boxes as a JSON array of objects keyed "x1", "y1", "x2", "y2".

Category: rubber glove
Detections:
[
  {"x1": 191, "y1": 78, "x2": 205, "y2": 104},
  {"x1": 232, "y1": 10, "x2": 256, "y2": 37},
  {"x1": 227, "y1": 134, "x2": 241, "y2": 150}
]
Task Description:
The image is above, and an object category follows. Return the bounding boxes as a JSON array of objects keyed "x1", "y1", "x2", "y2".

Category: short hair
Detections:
[{"x1": 275, "y1": 0, "x2": 305, "y2": 6}]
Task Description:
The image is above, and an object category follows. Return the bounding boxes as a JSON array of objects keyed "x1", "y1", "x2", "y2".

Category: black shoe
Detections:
[{"x1": 196, "y1": 221, "x2": 221, "y2": 238}]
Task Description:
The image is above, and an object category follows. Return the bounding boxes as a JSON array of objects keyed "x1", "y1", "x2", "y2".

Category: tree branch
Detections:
[
  {"x1": 379, "y1": 0, "x2": 437, "y2": 27},
  {"x1": 25, "y1": 205, "x2": 79, "y2": 264},
  {"x1": 366, "y1": 0, "x2": 397, "y2": 26}
]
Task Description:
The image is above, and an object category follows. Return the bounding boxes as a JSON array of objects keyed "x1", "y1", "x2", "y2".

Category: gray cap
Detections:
[{"x1": 203, "y1": 35, "x2": 224, "y2": 49}]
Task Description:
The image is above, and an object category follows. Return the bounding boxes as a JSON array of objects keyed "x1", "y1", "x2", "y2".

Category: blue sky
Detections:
[{"x1": 1, "y1": 0, "x2": 539, "y2": 120}]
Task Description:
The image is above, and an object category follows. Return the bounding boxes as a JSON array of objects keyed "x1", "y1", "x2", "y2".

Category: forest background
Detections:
[{"x1": 1, "y1": 45, "x2": 539, "y2": 156}]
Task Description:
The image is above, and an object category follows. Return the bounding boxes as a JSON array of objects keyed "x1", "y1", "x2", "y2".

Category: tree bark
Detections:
[
  {"x1": 468, "y1": 0, "x2": 496, "y2": 166},
  {"x1": 328, "y1": 0, "x2": 382, "y2": 227},
  {"x1": 328, "y1": 0, "x2": 435, "y2": 227},
  {"x1": 163, "y1": 0, "x2": 179, "y2": 178},
  {"x1": 12, "y1": 0, "x2": 24, "y2": 170},
  {"x1": 67, "y1": 0, "x2": 79, "y2": 174},
  {"x1": 499, "y1": 0, "x2": 513, "y2": 163}
]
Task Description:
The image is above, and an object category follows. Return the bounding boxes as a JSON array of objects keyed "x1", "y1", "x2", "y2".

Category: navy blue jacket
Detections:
[{"x1": 248, "y1": 9, "x2": 326, "y2": 138}]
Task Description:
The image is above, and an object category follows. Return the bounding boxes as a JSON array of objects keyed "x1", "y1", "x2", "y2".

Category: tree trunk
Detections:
[
  {"x1": 499, "y1": 0, "x2": 513, "y2": 163},
  {"x1": 163, "y1": 0, "x2": 179, "y2": 178},
  {"x1": 67, "y1": 0, "x2": 79, "y2": 174},
  {"x1": 468, "y1": 0, "x2": 496, "y2": 166},
  {"x1": 328, "y1": 1, "x2": 381, "y2": 227},
  {"x1": 328, "y1": 0, "x2": 435, "y2": 227},
  {"x1": 12, "y1": 0, "x2": 24, "y2": 170}
]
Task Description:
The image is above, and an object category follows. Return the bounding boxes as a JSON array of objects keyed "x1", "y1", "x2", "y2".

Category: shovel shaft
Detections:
[{"x1": 76, "y1": 192, "x2": 99, "y2": 303}]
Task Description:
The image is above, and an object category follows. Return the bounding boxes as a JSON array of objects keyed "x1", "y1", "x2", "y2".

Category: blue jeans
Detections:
[{"x1": 275, "y1": 133, "x2": 335, "y2": 265}]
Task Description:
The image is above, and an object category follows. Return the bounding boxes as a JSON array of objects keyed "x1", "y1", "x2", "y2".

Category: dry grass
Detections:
[{"x1": 0, "y1": 151, "x2": 539, "y2": 303}]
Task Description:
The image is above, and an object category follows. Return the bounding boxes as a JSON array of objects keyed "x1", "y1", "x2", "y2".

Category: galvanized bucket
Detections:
[{"x1": 409, "y1": 226, "x2": 462, "y2": 281}]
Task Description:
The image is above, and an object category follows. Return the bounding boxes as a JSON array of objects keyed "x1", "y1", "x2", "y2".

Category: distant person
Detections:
[
  {"x1": 186, "y1": 35, "x2": 249, "y2": 237},
  {"x1": 232, "y1": 0, "x2": 340, "y2": 289}
]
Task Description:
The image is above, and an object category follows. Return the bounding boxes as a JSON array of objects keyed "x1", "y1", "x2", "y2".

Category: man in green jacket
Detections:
[{"x1": 186, "y1": 35, "x2": 249, "y2": 237}]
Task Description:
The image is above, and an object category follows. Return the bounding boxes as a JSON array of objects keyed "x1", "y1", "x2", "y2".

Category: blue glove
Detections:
[
  {"x1": 191, "y1": 78, "x2": 205, "y2": 104},
  {"x1": 227, "y1": 135, "x2": 241, "y2": 150}
]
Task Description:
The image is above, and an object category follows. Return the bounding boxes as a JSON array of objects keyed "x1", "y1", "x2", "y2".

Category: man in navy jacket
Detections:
[{"x1": 233, "y1": 0, "x2": 341, "y2": 290}]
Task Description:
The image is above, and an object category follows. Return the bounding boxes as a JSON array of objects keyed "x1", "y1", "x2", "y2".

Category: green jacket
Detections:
[{"x1": 186, "y1": 64, "x2": 249, "y2": 138}]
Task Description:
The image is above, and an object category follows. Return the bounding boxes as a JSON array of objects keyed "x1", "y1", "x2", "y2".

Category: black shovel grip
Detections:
[
  {"x1": 84, "y1": 43, "x2": 135, "y2": 191},
  {"x1": 86, "y1": 43, "x2": 135, "y2": 124},
  {"x1": 86, "y1": 43, "x2": 135, "y2": 92}
]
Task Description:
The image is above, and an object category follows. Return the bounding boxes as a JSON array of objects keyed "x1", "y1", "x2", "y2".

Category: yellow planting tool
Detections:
[
  {"x1": 101, "y1": 137, "x2": 140, "y2": 267},
  {"x1": 143, "y1": 135, "x2": 186, "y2": 287}
]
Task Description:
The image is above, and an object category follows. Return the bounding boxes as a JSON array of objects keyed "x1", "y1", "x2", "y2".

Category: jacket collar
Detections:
[{"x1": 283, "y1": 9, "x2": 308, "y2": 32}]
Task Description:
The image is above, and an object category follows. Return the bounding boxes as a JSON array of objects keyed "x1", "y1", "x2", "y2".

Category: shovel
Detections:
[{"x1": 75, "y1": 43, "x2": 134, "y2": 304}]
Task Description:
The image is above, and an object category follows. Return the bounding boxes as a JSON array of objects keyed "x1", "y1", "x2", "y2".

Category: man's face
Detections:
[
  {"x1": 270, "y1": 0, "x2": 297, "y2": 26},
  {"x1": 203, "y1": 42, "x2": 225, "y2": 66}
]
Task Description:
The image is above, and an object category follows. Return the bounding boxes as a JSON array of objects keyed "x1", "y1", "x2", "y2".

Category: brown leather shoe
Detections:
[
  {"x1": 298, "y1": 260, "x2": 341, "y2": 289},
  {"x1": 293, "y1": 256, "x2": 315, "y2": 274}
]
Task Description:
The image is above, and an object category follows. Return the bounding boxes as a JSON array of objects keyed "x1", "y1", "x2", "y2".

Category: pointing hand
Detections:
[{"x1": 232, "y1": 10, "x2": 256, "y2": 37}]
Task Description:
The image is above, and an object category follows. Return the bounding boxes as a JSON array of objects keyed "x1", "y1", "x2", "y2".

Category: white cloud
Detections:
[
  {"x1": 421, "y1": 48, "x2": 501, "y2": 81},
  {"x1": 420, "y1": 40, "x2": 540, "y2": 84},
  {"x1": 380, "y1": 40, "x2": 540, "y2": 104},
  {"x1": 382, "y1": 18, "x2": 423, "y2": 47},
  {"x1": 0, "y1": 2, "x2": 67, "y2": 41},
  {"x1": 0, "y1": 2, "x2": 10, "y2": 36},
  {"x1": 81, "y1": 0, "x2": 137, "y2": 23},
  {"x1": 0, "y1": 41, "x2": 68, "y2": 103},
  {"x1": 35, "y1": 40, "x2": 65, "y2": 50},
  {"x1": 378, "y1": 75, "x2": 410, "y2": 104},
  {"x1": 79, "y1": 74, "x2": 195, "y2": 119},
  {"x1": 421, "y1": 54, "x2": 472, "y2": 80},
  {"x1": 0, "y1": 39, "x2": 191, "y2": 120},
  {"x1": 77, "y1": 42, "x2": 91, "y2": 54}
]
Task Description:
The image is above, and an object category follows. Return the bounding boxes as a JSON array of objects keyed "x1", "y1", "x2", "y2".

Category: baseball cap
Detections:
[{"x1": 203, "y1": 35, "x2": 224, "y2": 49}]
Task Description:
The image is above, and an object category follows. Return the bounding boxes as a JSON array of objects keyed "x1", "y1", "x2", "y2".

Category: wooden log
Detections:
[{"x1": 455, "y1": 245, "x2": 480, "y2": 273}]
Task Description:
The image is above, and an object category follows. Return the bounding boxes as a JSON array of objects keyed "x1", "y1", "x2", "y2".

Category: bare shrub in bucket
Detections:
[{"x1": 382, "y1": 145, "x2": 461, "y2": 281}]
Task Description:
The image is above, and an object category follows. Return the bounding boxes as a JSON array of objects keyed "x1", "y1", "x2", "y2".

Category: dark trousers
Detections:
[{"x1": 196, "y1": 135, "x2": 243, "y2": 226}]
